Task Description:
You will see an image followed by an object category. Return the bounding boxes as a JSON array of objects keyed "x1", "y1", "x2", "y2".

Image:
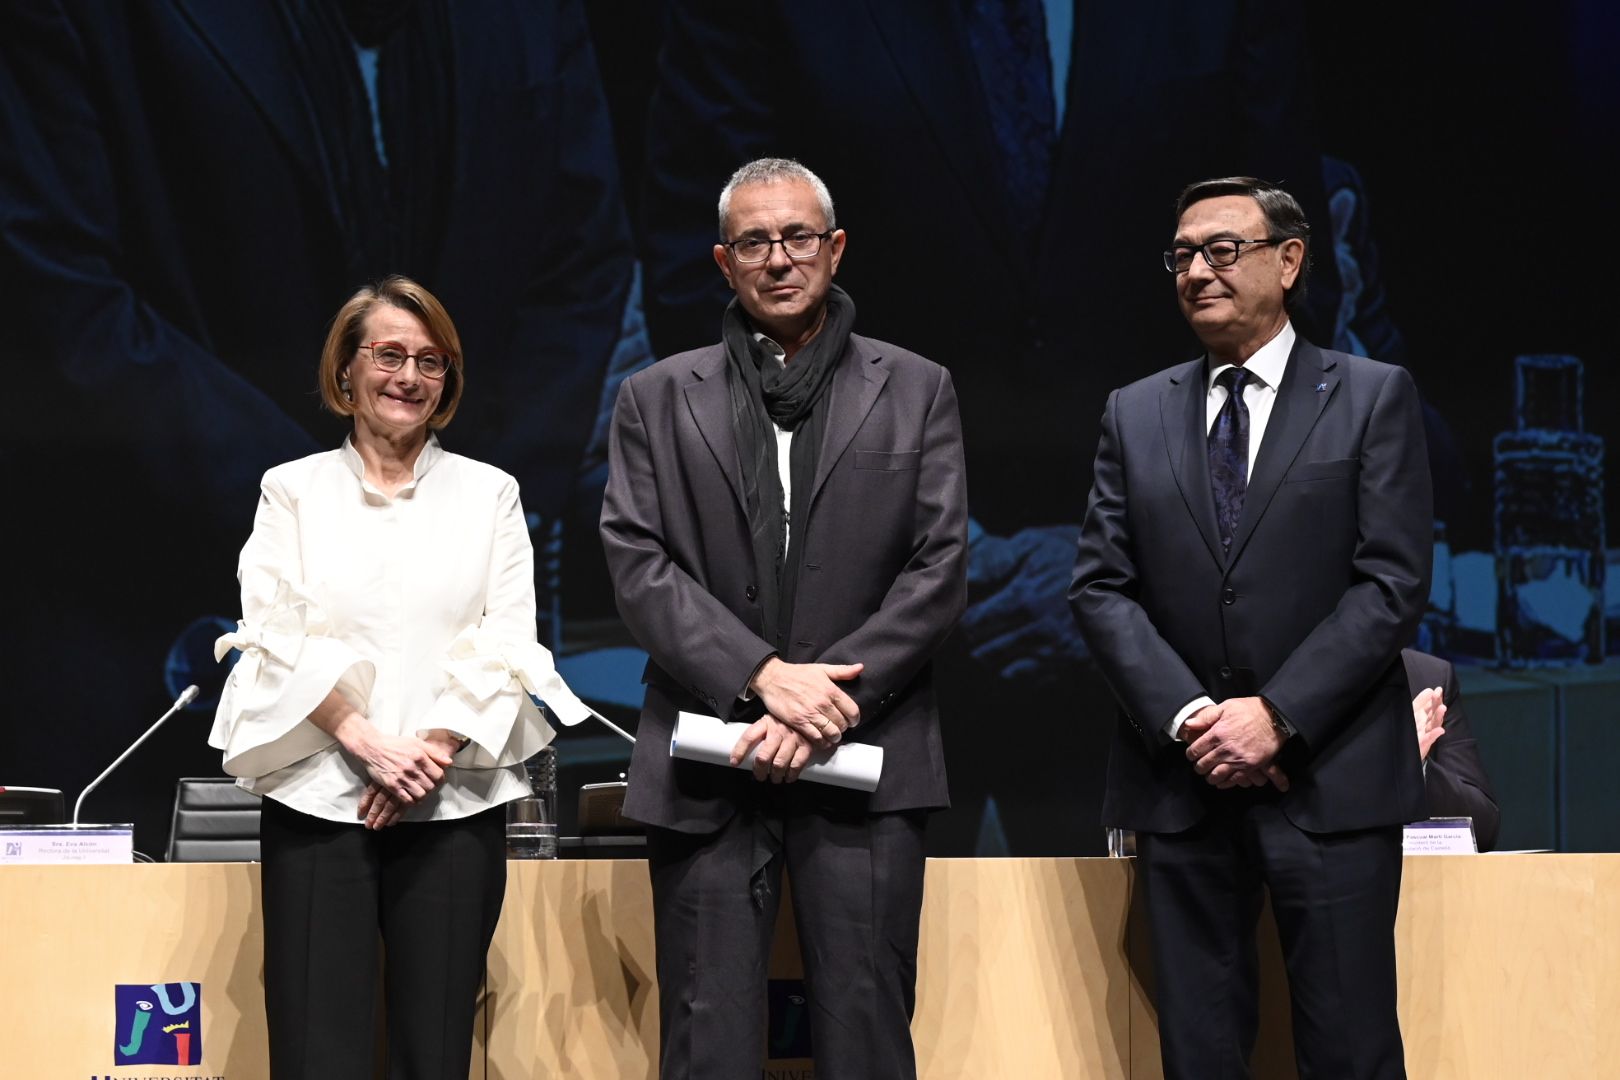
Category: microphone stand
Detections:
[
  {"x1": 583, "y1": 705, "x2": 636, "y2": 745},
  {"x1": 72, "y1": 685, "x2": 200, "y2": 826}
]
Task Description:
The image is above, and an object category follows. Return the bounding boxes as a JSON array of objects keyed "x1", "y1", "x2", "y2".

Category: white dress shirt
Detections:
[
  {"x1": 1166, "y1": 321, "x2": 1296, "y2": 739},
  {"x1": 209, "y1": 436, "x2": 560, "y2": 823},
  {"x1": 735, "y1": 332, "x2": 798, "y2": 702}
]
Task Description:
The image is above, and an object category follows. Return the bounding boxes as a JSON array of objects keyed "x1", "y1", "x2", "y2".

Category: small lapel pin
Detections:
[{"x1": 1315, "y1": 382, "x2": 1328, "y2": 392}]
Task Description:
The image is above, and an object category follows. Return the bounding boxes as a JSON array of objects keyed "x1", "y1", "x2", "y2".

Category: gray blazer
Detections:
[{"x1": 600, "y1": 333, "x2": 969, "y2": 833}]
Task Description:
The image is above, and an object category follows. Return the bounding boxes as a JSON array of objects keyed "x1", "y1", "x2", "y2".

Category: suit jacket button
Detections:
[
  {"x1": 1219, "y1": 666, "x2": 1233, "y2": 679},
  {"x1": 1222, "y1": 587, "x2": 1237, "y2": 605},
  {"x1": 745, "y1": 585, "x2": 758, "y2": 602}
]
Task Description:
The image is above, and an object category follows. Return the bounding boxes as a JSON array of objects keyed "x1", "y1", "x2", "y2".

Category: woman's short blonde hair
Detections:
[{"x1": 318, "y1": 275, "x2": 466, "y2": 430}]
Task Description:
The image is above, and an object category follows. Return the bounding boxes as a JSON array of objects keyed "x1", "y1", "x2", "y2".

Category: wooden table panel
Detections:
[{"x1": 2, "y1": 856, "x2": 1615, "y2": 1078}]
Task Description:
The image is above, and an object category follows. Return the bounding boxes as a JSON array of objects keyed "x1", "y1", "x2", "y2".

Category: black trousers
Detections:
[
  {"x1": 1138, "y1": 799, "x2": 1406, "y2": 1080},
  {"x1": 258, "y1": 797, "x2": 507, "y2": 1080},
  {"x1": 647, "y1": 806, "x2": 928, "y2": 1080}
]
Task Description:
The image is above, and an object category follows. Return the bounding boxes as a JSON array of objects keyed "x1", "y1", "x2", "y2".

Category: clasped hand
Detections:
[
  {"x1": 350, "y1": 729, "x2": 462, "y2": 830},
  {"x1": 729, "y1": 715, "x2": 813, "y2": 784},
  {"x1": 727, "y1": 657, "x2": 865, "y2": 784},
  {"x1": 1182, "y1": 697, "x2": 1290, "y2": 791},
  {"x1": 747, "y1": 657, "x2": 862, "y2": 750}
]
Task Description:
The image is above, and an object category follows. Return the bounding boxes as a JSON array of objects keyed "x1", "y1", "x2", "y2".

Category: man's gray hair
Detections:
[{"x1": 717, "y1": 158, "x2": 837, "y2": 239}]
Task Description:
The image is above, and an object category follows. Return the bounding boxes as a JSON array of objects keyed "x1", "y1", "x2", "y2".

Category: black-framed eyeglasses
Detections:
[
  {"x1": 362, "y1": 341, "x2": 454, "y2": 379},
  {"x1": 723, "y1": 230, "x2": 833, "y2": 263},
  {"x1": 1163, "y1": 238, "x2": 1279, "y2": 273}
]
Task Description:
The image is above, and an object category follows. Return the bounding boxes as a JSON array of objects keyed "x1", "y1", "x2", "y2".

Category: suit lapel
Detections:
[
  {"x1": 1160, "y1": 359, "x2": 1225, "y2": 568},
  {"x1": 1042, "y1": 1, "x2": 1165, "y2": 260},
  {"x1": 172, "y1": 1, "x2": 343, "y2": 228},
  {"x1": 683, "y1": 338, "x2": 887, "y2": 519},
  {"x1": 681, "y1": 348, "x2": 747, "y2": 514},
  {"x1": 809, "y1": 339, "x2": 888, "y2": 512},
  {"x1": 1226, "y1": 340, "x2": 1340, "y2": 564},
  {"x1": 862, "y1": 1, "x2": 1021, "y2": 276}
]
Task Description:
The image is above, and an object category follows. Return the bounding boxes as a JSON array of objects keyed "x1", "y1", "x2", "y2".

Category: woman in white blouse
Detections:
[{"x1": 211, "y1": 275, "x2": 579, "y2": 1076}]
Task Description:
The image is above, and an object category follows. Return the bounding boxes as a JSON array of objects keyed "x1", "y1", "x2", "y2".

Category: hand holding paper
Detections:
[
  {"x1": 672, "y1": 712, "x2": 884, "y2": 792},
  {"x1": 729, "y1": 716, "x2": 813, "y2": 783}
]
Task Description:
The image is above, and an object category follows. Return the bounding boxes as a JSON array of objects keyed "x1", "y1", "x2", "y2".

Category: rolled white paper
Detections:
[{"x1": 671, "y1": 711, "x2": 884, "y2": 792}]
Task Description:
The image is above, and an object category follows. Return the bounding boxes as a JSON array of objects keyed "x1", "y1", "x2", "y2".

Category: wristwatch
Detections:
[{"x1": 1260, "y1": 698, "x2": 1291, "y2": 739}]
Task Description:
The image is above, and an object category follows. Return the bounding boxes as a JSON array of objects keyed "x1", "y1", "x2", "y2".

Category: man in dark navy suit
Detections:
[{"x1": 1072, "y1": 177, "x2": 1431, "y2": 1078}]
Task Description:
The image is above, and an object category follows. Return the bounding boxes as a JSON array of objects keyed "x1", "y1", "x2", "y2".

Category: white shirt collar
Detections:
[
  {"x1": 752, "y1": 330, "x2": 787, "y2": 370},
  {"x1": 339, "y1": 432, "x2": 444, "y2": 496},
  {"x1": 1207, "y1": 320, "x2": 1295, "y2": 391}
]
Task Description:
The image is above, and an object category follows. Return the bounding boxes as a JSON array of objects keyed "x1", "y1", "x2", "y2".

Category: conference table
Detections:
[{"x1": 2, "y1": 855, "x2": 1615, "y2": 1078}]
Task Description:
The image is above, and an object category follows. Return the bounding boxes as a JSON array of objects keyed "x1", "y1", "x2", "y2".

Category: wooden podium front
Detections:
[{"x1": 2, "y1": 856, "x2": 1616, "y2": 1077}]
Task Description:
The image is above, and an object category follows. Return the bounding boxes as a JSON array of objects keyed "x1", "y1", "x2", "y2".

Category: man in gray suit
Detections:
[
  {"x1": 600, "y1": 158, "x2": 968, "y2": 1079},
  {"x1": 1071, "y1": 176, "x2": 1432, "y2": 1078}
]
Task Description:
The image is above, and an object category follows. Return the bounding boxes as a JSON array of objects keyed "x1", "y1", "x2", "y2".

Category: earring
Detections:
[{"x1": 339, "y1": 372, "x2": 352, "y2": 401}]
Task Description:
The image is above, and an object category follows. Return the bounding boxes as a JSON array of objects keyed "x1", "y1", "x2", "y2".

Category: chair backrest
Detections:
[
  {"x1": 577, "y1": 780, "x2": 639, "y2": 836},
  {"x1": 0, "y1": 786, "x2": 65, "y2": 824},
  {"x1": 166, "y1": 778, "x2": 260, "y2": 863}
]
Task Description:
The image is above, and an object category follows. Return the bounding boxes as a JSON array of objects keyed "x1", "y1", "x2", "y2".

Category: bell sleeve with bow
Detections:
[
  {"x1": 417, "y1": 476, "x2": 592, "y2": 768},
  {"x1": 209, "y1": 476, "x2": 375, "y2": 778}
]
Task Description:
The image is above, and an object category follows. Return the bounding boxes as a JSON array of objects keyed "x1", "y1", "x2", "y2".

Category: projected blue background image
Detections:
[{"x1": 3, "y1": 0, "x2": 1614, "y2": 856}]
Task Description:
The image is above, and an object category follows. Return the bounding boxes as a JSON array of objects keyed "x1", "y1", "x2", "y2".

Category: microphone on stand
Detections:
[
  {"x1": 584, "y1": 704, "x2": 636, "y2": 745},
  {"x1": 72, "y1": 685, "x2": 200, "y2": 826}
]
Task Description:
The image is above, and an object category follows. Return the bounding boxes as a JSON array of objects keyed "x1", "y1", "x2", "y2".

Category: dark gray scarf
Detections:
[{"x1": 723, "y1": 285, "x2": 857, "y2": 651}]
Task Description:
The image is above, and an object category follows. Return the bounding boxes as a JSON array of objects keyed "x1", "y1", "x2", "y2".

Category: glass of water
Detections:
[{"x1": 506, "y1": 746, "x2": 559, "y2": 859}]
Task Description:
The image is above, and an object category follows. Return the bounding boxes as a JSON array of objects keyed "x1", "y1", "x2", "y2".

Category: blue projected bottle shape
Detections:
[{"x1": 1493, "y1": 354, "x2": 1606, "y2": 666}]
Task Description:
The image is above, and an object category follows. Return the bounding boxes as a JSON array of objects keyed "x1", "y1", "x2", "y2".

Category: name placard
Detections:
[
  {"x1": 1402, "y1": 816, "x2": 1477, "y2": 855},
  {"x1": 0, "y1": 824, "x2": 134, "y2": 865}
]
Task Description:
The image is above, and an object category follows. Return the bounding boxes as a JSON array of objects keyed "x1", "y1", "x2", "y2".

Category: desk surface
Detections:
[{"x1": 2, "y1": 855, "x2": 1615, "y2": 1078}]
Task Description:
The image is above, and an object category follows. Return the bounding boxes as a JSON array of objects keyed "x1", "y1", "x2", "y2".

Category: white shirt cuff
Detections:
[{"x1": 1167, "y1": 695, "x2": 1216, "y2": 740}]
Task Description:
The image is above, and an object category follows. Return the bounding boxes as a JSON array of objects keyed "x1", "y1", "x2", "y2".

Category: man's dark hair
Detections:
[{"x1": 1175, "y1": 176, "x2": 1312, "y2": 309}]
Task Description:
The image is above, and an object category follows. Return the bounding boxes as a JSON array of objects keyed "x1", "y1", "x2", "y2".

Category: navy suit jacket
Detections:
[
  {"x1": 1071, "y1": 336, "x2": 1434, "y2": 834},
  {"x1": 1403, "y1": 648, "x2": 1501, "y2": 852},
  {"x1": 600, "y1": 334, "x2": 969, "y2": 833}
]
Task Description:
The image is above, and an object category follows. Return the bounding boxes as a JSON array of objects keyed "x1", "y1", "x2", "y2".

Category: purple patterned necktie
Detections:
[
  {"x1": 963, "y1": 0, "x2": 1057, "y2": 243},
  {"x1": 1208, "y1": 366, "x2": 1252, "y2": 551}
]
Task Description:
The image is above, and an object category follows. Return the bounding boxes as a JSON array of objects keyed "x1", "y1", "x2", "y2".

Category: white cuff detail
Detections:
[{"x1": 441, "y1": 626, "x2": 591, "y2": 726}]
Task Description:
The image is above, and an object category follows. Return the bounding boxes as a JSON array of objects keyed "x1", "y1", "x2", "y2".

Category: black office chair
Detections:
[
  {"x1": 166, "y1": 778, "x2": 261, "y2": 862},
  {"x1": 0, "y1": 786, "x2": 65, "y2": 824}
]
